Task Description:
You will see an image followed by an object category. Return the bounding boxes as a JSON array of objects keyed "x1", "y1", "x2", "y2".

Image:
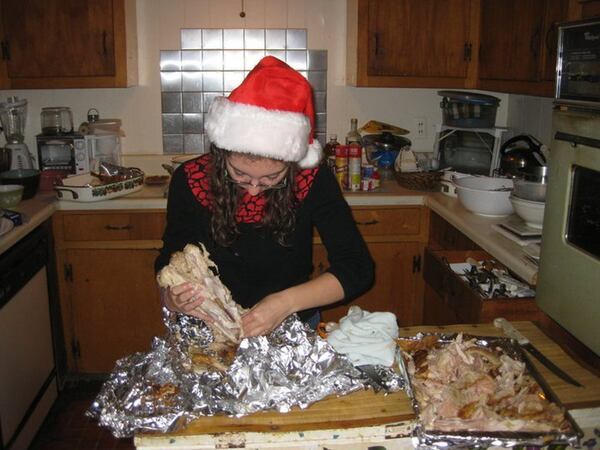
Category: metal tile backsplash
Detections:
[{"x1": 160, "y1": 28, "x2": 327, "y2": 155}]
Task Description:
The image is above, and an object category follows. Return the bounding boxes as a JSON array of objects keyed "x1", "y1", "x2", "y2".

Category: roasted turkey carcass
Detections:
[{"x1": 157, "y1": 244, "x2": 244, "y2": 343}]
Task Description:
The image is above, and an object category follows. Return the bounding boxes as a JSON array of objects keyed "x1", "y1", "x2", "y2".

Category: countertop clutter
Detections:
[{"x1": 2, "y1": 179, "x2": 536, "y2": 285}]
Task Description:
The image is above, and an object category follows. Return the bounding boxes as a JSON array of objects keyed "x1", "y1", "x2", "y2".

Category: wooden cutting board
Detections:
[{"x1": 141, "y1": 322, "x2": 600, "y2": 438}]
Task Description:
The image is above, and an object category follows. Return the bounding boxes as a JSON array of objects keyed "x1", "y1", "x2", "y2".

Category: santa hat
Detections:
[{"x1": 205, "y1": 56, "x2": 322, "y2": 168}]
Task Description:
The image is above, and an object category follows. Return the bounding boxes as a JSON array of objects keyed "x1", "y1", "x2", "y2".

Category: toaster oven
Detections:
[{"x1": 37, "y1": 133, "x2": 89, "y2": 174}]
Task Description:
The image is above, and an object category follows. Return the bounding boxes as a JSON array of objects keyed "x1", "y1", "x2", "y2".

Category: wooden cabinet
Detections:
[
  {"x1": 423, "y1": 212, "x2": 541, "y2": 326},
  {"x1": 0, "y1": 1, "x2": 8, "y2": 89},
  {"x1": 347, "y1": 0, "x2": 574, "y2": 96},
  {"x1": 53, "y1": 210, "x2": 165, "y2": 373},
  {"x1": 347, "y1": 0, "x2": 478, "y2": 88},
  {"x1": 423, "y1": 248, "x2": 540, "y2": 325},
  {"x1": 0, "y1": 0, "x2": 137, "y2": 89},
  {"x1": 571, "y1": 0, "x2": 600, "y2": 19},
  {"x1": 477, "y1": 0, "x2": 570, "y2": 97},
  {"x1": 315, "y1": 205, "x2": 429, "y2": 326}
]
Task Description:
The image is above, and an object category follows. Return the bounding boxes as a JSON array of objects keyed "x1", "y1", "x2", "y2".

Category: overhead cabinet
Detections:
[
  {"x1": 348, "y1": 0, "x2": 478, "y2": 88},
  {"x1": 347, "y1": 0, "x2": 573, "y2": 96},
  {"x1": 477, "y1": 0, "x2": 570, "y2": 97},
  {"x1": 0, "y1": 0, "x2": 137, "y2": 88}
]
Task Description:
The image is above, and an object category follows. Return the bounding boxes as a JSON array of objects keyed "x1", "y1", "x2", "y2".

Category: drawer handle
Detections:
[
  {"x1": 355, "y1": 219, "x2": 379, "y2": 226},
  {"x1": 104, "y1": 225, "x2": 133, "y2": 231}
]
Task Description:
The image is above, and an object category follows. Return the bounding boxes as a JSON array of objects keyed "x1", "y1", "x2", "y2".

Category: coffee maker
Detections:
[{"x1": 0, "y1": 96, "x2": 34, "y2": 170}]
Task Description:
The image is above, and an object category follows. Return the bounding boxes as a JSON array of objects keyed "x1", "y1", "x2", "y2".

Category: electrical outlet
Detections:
[{"x1": 414, "y1": 117, "x2": 427, "y2": 138}]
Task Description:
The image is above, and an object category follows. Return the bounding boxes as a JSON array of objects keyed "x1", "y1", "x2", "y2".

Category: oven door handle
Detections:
[{"x1": 555, "y1": 131, "x2": 600, "y2": 149}]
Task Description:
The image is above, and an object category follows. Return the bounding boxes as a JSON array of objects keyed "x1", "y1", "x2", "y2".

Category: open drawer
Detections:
[{"x1": 423, "y1": 248, "x2": 540, "y2": 325}]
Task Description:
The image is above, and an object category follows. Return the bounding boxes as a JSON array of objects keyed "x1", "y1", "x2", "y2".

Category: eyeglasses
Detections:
[
  {"x1": 224, "y1": 159, "x2": 289, "y2": 191},
  {"x1": 225, "y1": 172, "x2": 288, "y2": 190}
]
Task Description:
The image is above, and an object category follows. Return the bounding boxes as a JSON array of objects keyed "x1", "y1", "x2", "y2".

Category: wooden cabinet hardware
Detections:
[
  {"x1": 355, "y1": 219, "x2": 379, "y2": 226},
  {"x1": 104, "y1": 224, "x2": 133, "y2": 231}
]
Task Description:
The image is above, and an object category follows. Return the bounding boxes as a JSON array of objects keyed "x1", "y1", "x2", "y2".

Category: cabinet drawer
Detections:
[
  {"x1": 352, "y1": 207, "x2": 421, "y2": 236},
  {"x1": 61, "y1": 213, "x2": 166, "y2": 241},
  {"x1": 423, "y1": 248, "x2": 539, "y2": 324}
]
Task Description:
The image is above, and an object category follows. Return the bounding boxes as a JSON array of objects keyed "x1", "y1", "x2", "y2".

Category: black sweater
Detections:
[{"x1": 155, "y1": 155, "x2": 374, "y2": 321}]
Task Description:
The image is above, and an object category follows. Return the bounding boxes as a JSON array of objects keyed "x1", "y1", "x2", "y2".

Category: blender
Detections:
[{"x1": 0, "y1": 96, "x2": 34, "y2": 170}]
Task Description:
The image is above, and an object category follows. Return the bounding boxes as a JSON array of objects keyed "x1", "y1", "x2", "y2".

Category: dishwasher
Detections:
[{"x1": 0, "y1": 223, "x2": 58, "y2": 450}]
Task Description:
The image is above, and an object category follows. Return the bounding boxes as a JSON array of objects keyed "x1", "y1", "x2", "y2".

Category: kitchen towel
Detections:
[{"x1": 326, "y1": 306, "x2": 399, "y2": 366}]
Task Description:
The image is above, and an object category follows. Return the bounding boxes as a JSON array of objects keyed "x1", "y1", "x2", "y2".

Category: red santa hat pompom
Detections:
[{"x1": 205, "y1": 56, "x2": 322, "y2": 168}]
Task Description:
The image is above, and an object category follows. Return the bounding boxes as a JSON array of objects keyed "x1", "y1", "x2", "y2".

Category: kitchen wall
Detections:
[{"x1": 0, "y1": 0, "x2": 553, "y2": 174}]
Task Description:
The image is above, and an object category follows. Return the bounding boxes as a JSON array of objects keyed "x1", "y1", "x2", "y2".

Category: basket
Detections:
[{"x1": 394, "y1": 171, "x2": 442, "y2": 191}]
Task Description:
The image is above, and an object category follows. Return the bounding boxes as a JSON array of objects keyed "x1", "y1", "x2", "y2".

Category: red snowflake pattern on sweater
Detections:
[{"x1": 183, "y1": 154, "x2": 318, "y2": 223}]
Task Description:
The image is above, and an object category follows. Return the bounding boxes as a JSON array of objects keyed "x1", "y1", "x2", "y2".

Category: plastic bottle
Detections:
[{"x1": 346, "y1": 118, "x2": 362, "y2": 145}]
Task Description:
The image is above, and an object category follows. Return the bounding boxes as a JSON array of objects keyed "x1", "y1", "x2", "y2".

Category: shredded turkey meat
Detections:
[
  {"x1": 157, "y1": 243, "x2": 244, "y2": 344},
  {"x1": 402, "y1": 334, "x2": 571, "y2": 433}
]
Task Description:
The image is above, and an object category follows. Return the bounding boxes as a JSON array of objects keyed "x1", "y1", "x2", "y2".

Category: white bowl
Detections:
[
  {"x1": 454, "y1": 176, "x2": 514, "y2": 217},
  {"x1": 510, "y1": 195, "x2": 545, "y2": 229},
  {"x1": 0, "y1": 184, "x2": 24, "y2": 208}
]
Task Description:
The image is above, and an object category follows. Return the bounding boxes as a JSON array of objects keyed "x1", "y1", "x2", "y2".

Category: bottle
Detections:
[
  {"x1": 348, "y1": 143, "x2": 362, "y2": 191},
  {"x1": 334, "y1": 144, "x2": 348, "y2": 190},
  {"x1": 324, "y1": 135, "x2": 339, "y2": 158},
  {"x1": 323, "y1": 134, "x2": 340, "y2": 171},
  {"x1": 346, "y1": 118, "x2": 362, "y2": 145}
]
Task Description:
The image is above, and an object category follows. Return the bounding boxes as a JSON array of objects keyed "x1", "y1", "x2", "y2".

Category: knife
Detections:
[{"x1": 493, "y1": 318, "x2": 583, "y2": 387}]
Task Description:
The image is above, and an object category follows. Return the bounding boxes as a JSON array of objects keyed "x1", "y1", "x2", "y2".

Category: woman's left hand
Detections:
[{"x1": 241, "y1": 292, "x2": 295, "y2": 337}]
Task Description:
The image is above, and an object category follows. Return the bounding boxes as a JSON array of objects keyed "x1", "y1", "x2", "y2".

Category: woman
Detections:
[{"x1": 156, "y1": 56, "x2": 374, "y2": 337}]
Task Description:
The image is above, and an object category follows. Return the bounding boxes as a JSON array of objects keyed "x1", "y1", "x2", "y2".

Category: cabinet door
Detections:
[
  {"x1": 0, "y1": 1, "x2": 8, "y2": 89},
  {"x1": 1, "y1": 0, "x2": 115, "y2": 79},
  {"x1": 479, "y1": 0, "x2": 545, "y2": 82},
  {"x1": 367, "y1": 0, "x2": 473, "y2": 79},
  {"x1": 316, "y1": 241, "x2": 421, "y2": 326},
  {"x1": 67, "y1": 248, "x2": 164, "y2": 373},
  {"x1": 540, "y1": 0, "x2": 570, "y2": 82}
]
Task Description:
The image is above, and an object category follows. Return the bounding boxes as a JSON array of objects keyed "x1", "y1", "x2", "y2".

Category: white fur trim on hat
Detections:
[{"x1": 205, "y1": 97, "x2": 321, "y2": 168}]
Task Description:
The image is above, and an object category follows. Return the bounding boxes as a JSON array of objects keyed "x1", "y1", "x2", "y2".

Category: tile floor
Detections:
[{"x1": 29, "y1": 379, "x2": 134, "y2": 450}]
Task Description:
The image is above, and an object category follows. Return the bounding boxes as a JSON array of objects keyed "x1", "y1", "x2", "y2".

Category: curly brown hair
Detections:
[{"x1": 209, "y1": 146, "x2": 299, "y2": 247}]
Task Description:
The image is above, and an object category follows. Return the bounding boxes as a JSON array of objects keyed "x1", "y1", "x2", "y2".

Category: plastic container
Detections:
[{"x1": 438, "y1": 91, "x2": 501, "y2": 128}]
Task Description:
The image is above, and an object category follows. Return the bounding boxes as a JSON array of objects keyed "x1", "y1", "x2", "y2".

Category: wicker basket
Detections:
[{"x1": 394, "y1": 171, "x2": 442, "y2": 191}]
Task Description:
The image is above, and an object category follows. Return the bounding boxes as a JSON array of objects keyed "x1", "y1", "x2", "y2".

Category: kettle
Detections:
[{"x1": 498, "y1": 134, "x2": 547, "y2": 178}]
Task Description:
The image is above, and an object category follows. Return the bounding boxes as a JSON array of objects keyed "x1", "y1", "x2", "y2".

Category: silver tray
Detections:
[{"x1": 397, "y1": 333, "x2": 583, "y2": 449}]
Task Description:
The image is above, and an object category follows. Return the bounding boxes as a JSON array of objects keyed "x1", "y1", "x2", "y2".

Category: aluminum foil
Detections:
[
  {"x1": 88, "y1": 310, "x2": 405, "y2": 438},
  {"x1": 397, "y1": 332, "x2": 583, "y2": 450}
]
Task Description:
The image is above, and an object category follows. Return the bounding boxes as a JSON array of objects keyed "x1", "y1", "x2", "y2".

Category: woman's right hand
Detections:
[{"x1": 160, "y1": 283, "x2": 213, "y2": 324}]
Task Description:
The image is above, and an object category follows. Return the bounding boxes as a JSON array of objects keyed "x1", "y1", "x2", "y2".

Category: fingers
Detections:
[
  {"x1": 164, "y1": 284, "x2": 211, "y2": 319},
  {"x1": 241, "y1": 310, "x2": 272, "y2": 337}
]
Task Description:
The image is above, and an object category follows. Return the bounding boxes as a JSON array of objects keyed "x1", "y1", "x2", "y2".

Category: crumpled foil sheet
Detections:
[
  {"x1": 87, "y1": 310, "x2": 405, "y2": 438},
  {"x1": 398, "y1": 333, "x2": 583, "y2": 450}
]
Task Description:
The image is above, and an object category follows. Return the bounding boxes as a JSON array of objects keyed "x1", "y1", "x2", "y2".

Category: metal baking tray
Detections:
[{"x1": 397, "y1": 332, "x2": 583, "y2": 449}]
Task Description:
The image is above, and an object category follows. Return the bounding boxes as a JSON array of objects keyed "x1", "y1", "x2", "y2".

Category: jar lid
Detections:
[
  {"x1": 437, "y1": 90, "x2": 501, "y2": 106},
  {"x1": 88, "y1": 119, "x2": 123, "y2": 136}
]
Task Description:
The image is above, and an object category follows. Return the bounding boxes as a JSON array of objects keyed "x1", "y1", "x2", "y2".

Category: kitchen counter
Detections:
[
  {"x1": 2, "y1": 180, "x2": 538, "y2": 284},
  {"x1": 0, "y1": 193, "x2": 56, "y2": 256},
  {"x1": 426, "y1": 193, "x2": 539, "y2": 285},
  {"x1": 135, "y1": 321, "x2": 600, "y2": 449}
]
